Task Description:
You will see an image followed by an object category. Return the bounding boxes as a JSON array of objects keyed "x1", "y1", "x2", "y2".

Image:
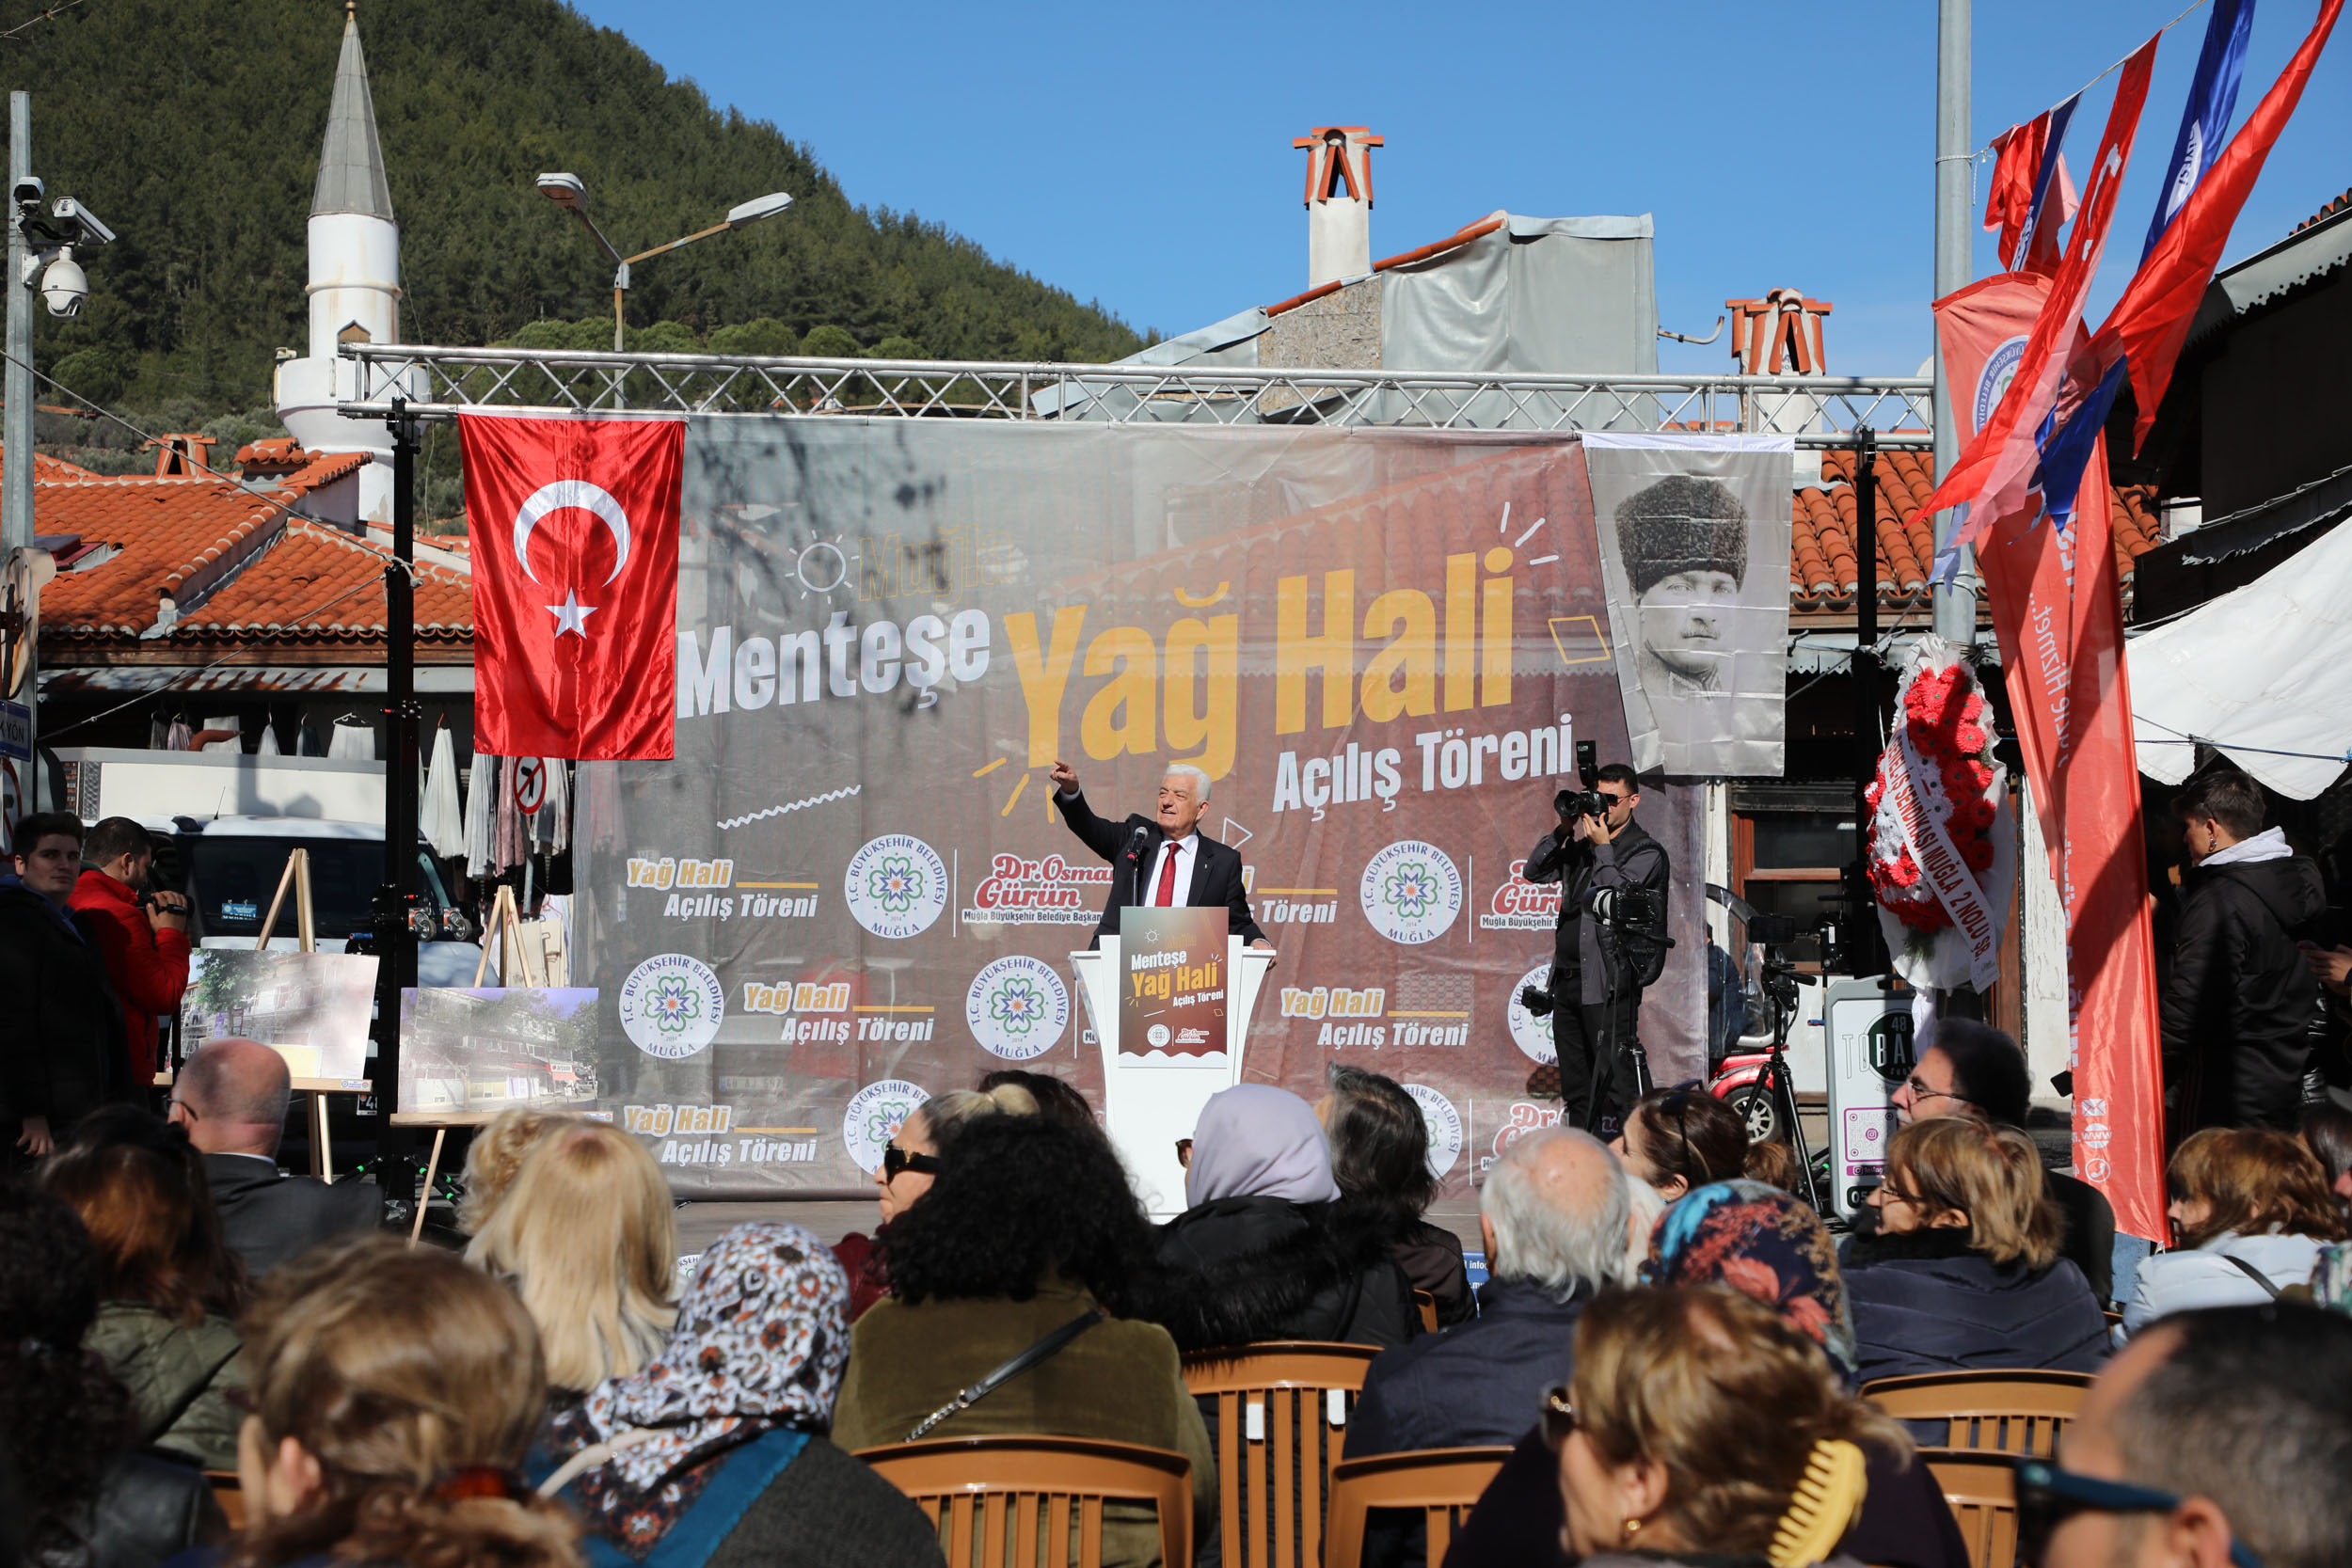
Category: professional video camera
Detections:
[{"x1": 1553, "y1": 739, "x2": 1607, "y2": 821}]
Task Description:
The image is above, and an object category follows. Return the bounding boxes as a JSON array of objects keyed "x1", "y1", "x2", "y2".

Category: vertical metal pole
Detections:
[
  {"x1": 1850, "y1": 431, "x2": 1885, "y2": 976},
  {"x1": 612, "y1": 270, "x2": 627, "y2": 354},
  {"x1": 373, "y1": 399, "x2": 421, "y2": 1215},
  {"x1": 1931, "y1": 0, "x2": 1976, "y2": 642},
  {"x1": 4, "y1": 95, "x2": 34, "y2": 797}
]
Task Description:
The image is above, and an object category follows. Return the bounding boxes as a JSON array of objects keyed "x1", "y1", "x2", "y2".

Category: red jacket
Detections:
[{"x1": 69, "y1": 868, "x2": 190, "y2": 1088}]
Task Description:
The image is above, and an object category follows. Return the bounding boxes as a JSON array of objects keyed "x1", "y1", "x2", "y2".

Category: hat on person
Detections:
[{"x1": 1615, "y1": 475, "x2": 1749, "y2": 595}]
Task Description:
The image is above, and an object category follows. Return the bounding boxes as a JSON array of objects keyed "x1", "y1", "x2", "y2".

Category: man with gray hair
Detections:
[
  {"x1": 2035, "y1": 1303, "x2": 2352, "y2": 1568},
  {"x1": 167, "y1": 1037, "x2": 378, "y2": 1277},
  {"x1": 1047, "y1": 758, "x2": 1269, "y2": 951},
  {"x1": 1342, "y1": 1125, "x2": 1628, "y2": 1458}
]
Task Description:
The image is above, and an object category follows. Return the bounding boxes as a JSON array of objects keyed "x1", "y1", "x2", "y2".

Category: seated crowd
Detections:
[{"x1": 8, "y1": 1023, "x2": 2352, "y2": 1568}]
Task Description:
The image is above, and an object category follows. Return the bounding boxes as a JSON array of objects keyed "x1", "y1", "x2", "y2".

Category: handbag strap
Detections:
[
  {"x1": 2219, "y1": 1252, "x2": 2284, "y2": 1299},
  {"x1": 904, "y1": 1308, "x2": 1104, "y2": 1443}
]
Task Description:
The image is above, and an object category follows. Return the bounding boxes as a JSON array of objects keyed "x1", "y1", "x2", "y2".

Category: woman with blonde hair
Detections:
[
  {"x1": 228, "y1": 1234, "x2": 579, "y2": 1568},
  {"x1": 1843, "y1": 1117, "x2": 2106, "y2": 1382},
  {"x1": 2122, "y1": 1126, "x2": 2347, "y2": 1335},
  {"x1": 1554, "y1": 1284, "x2": 1910, "y2": 1566},
  {"x1": 467, "y1": 1121, "x2": 676, "y2": 1397},
  {"x1": 455, "y1": 1107, "x2": 572, "y2": 1236}
]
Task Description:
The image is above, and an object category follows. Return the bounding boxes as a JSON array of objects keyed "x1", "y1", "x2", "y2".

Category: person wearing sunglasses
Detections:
[
  {"x1": 2022, "y1": 1302, "x2": 2352, "y2": 1568},
  {"x1": 1844, "y1": 1117, "x2": 2107, "y2": 1390},
  {"x1": 1612, "y1": 1084, "x2": 1748, "y2": 1202},
  {"x1": 833, "y1": 1082, "x2": 1040, "y2": 1323}
]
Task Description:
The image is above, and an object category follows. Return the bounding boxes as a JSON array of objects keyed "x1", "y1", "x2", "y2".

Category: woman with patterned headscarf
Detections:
[
  {"x1": 537, "y1": 1224, "x2": 940, "y2": 1568},
  {"x1": 1438, "y1": 1181, "x2": 1970, "y2": 1568}
]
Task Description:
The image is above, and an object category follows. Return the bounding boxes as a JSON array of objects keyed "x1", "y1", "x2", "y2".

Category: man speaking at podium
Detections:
[{"x1": 1049, "y1": 760, "x2": 1272, "y2": 952}]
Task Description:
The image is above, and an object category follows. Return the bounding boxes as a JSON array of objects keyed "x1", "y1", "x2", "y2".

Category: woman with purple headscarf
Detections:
[{"x1": 1149, "y1": 1085, "x2": 1418, "y2": 1352}]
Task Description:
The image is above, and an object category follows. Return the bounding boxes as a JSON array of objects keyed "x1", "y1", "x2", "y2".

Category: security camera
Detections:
[
  {"x1": 40, "y1": 248, "x2": 86, "y2": 318},
  {"x1": 11, "y1": 176, "x2": 41, "y2": 213},
  {"x1": 51, "y1": 198, "x2": 113, "y2": 245}
]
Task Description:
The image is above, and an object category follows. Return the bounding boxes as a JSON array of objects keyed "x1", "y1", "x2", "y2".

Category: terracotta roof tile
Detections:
[
  {"x1": 1793, "y1": 447, "x2": 2161, "y2": 612},
  {"x1": 2294, "y1": 186, "x2": 2352, "y2": 233}
]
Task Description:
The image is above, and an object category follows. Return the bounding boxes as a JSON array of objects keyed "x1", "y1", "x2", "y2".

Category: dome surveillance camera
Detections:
[{"x1": 40, "y1": 249, "x2": 86, "y2": 317}]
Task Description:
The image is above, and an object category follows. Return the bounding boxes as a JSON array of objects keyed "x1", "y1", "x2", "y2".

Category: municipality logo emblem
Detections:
[
  {"x1": 965, "y1": 955, "x2": 1069, "y2": 1062},
  {"x1": 843, "y1": 1079, "x2": 930, "y2": 1175},
  {"x1": 617, "y1": 954, "x2": 725, "y2": 1061},
  {"x1": 1403, "y1": 1084, "x2": 1464, "y2": 1180},
  {"x1": 844, "y1": 833, "x2": 949, "y2": 940},
  {"x1": 1505, "y1": 963, "x2": 1557, "y2": 1066},
  {"x1": 1359, "y1": 840, "x2": 1462, "y2": 945},
  {"x1": 1974, "y1": 335, "x2": 2029, "y2": 433}
]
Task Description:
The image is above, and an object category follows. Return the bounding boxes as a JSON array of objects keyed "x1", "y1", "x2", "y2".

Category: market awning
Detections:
[{"x1": 2131, "y1": 516, "x2": 2352, "y2": 799}]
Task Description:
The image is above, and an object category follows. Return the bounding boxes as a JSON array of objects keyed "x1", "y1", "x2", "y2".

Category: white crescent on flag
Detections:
[{"x1": 513, "y1": 481, "x2": 632, "y2": 585}]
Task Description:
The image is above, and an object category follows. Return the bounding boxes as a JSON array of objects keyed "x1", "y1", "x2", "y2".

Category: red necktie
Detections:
[{"x1": 1154, "y1": 842, "x2": 1180, "y2": 907}]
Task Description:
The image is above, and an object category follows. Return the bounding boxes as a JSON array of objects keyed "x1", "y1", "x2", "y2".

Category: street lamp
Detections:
[{"x1": 534, "y1": 173, "x2": 793, "y2": 352}]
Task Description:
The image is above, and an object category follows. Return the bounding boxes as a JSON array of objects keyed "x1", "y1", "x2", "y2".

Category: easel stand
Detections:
[
  {"x1": 249, "y1": 848, "x2": 372, "y2": 1182},
  {"x1": 400, "y1": 887, "x2": 536, "y2": 1243}
]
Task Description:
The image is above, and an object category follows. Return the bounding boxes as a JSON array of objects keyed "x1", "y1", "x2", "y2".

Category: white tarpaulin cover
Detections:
[{"x1": 2131, "y1": 517, "x2": 2352, "y2": 800}]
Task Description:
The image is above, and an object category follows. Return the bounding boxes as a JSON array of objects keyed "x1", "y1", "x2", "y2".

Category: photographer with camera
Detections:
[
  {"x1": 1522, "y1": 764, "x2": 1670, "y2": 1135},
  {"x1": 69, "y1": 816, "x2": 191, "y2": 1098}
]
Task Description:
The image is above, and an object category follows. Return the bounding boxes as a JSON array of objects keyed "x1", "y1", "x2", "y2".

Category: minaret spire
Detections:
[{"x1": 312, "y1": 5, "x2": 393, "y2": 221}]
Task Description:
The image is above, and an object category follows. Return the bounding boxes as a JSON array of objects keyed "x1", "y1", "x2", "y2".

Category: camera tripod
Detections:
[{"x1": 1754, "y1": 950, "x2": 1829, "y2": 1214}]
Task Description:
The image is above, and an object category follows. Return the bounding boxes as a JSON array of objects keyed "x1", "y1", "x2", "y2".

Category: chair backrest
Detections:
[
  {"x1": 1411, "y1": 1291, "x2": 1439, "y2": 1335},
  {"x1": 205, "y1": 1471, "x2": 245, "y2": 1533},
  {"x1": 1324, "y1": 1446, "x2": 1513, "y2": 1568},
  {"x1": 854, "y1": 1434, "x2": 1193, "y2": 1568},
  {"x1": 1918, "y1": 1448, "x2": 2021, "y2": 1568},
  {"x1": 1862, "y1": 1370, "x2": 2095, "y2": 1456},
  {"x1": 1182, "y1": 1341, "x2": 1382, "y2": 1568}
]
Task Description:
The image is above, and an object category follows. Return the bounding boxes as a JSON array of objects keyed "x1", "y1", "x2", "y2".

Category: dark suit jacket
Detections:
[
  {"x1": 202, "y1": 1152, "x2": 381, "y2": 1279},
  {"x1": 1343, "y1": 1277, "x2": 1588, "y2": 1458},
  {"x1": 1053, "y1": 789, "x2": 1266, "y2": 948}
]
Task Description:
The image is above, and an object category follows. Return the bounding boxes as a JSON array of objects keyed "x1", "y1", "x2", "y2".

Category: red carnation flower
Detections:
[{"x1": 1961, "y1": 837, "x2": 1994, "y2": 872}]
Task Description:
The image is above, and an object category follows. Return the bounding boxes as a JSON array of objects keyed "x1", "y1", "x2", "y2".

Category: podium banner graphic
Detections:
[
  {"x1": 572, "y1": 420, "x2": 1753, "y2": 1197},
  {"x1": 1118, "y1": 906, "x2": 1230, "y2": 1067}
]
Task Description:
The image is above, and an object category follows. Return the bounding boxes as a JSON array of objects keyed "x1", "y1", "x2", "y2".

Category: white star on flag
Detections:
[{"x1": 546, "y1": 589, "x2": 597, "y2": 637}]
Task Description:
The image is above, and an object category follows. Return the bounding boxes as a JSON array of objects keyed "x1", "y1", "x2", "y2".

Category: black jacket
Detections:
[
  {"x1": 1842, "y1": 1230, "x2": 2109, "y2": 1386},
  {"x1": 202, "y1": 1153, "x2": 382, "y2": 1280},
  {"x1": 2046, "y1": 1170, "x2": 2117, "y2": 1305},
  {"x1": 2160, "y1": 849, "x2": 2327, "y2": 1132},
  {"x1": 1149, "y1": 1196, "x2": 1417, "y2": 1353},
  {"x1": 0, "y1": 879, "x2": 133, "y2": 1137},
  {"x1": 31, "y1": 1450, "x2": 225, "y2": 1568},
  {"x1": 1521, "y1": 819, "x2": 1669, "y2": 1005},
  {"x1": 1053, "y1": 789, "x2": 1266, "y2": 948},
  {"x1": 1343, "y1": 1277, "x2": 1588, "y2": 1457}
]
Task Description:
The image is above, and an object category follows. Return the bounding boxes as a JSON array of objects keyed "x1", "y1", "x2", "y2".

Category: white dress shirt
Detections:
[{"x1": 1144, "y1": 832, "x2": 1199, "y2": 906}]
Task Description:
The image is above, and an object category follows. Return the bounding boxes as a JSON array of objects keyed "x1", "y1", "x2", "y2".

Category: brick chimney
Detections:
[{"x1": 1295, "y1": 126, "x2": 1381, "y2": 288}]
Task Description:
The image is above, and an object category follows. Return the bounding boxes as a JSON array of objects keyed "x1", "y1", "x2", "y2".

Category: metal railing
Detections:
[{"x1": 337, "y1": 344, "x2": 1934, "y2": 446}]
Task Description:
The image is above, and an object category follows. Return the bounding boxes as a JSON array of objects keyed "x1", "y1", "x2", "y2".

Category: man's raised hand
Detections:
[{"x1": 1049, "y1": 760, "x2": 1081, "y2": 795}]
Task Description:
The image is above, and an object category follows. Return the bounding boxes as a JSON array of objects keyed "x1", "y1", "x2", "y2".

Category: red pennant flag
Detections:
[
  {"x1": 2104, "y1": 0, "x2": 2343, "y2": 451},
  {"x1": 460, "y1": 413, "x2": 684, "y2": 760}
]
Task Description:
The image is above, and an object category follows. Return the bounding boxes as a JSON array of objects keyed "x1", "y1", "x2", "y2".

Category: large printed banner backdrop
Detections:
[{"x1": 570, "y1": 420, "x2": 1774, "y2": 1198}]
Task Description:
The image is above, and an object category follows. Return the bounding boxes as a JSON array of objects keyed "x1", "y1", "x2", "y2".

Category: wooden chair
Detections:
[
  {"x1": 854, "y1": 1434, "x2": 1193, "y2": 1568},
  {"x1": 1918, "y1": 1449, "x2": 2022, "y2": 1568},
  {"x1": 205, "y1": 1471, "x2": 245, "y2": 1533},
  {"x1": 1182, "y1": 1341, "x2": 1381, "y2": 1568},
  {"x1": 1862, "y1": 1370, "x2": 2095, "y2": 1456},
  {"x1": 1323, "y1": 1446, "x2": 1513, "y2": 1568},
  {"x1": 1411, "y1": 1291, "x2": 1439, "y2": 1334}
]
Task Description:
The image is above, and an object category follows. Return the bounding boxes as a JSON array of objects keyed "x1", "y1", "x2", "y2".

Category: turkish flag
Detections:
[{"x1": 459, "y1": 413, "x2": 684, "y2": 760}]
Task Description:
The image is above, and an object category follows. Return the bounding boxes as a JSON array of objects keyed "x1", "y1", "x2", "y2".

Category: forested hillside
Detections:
[{"x1": 0, "y1": 0, "x2": 1143, "y2": 428}]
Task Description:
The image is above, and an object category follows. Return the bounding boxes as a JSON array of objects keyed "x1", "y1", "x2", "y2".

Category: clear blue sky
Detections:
[{"x1": 570, "y1": 0, "x2": 2347, "y2": 375}]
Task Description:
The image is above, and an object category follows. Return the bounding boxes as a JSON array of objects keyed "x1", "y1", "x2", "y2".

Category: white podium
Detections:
[{"x1": 1071, "y1": 938, "x2": 1276, "y2": 1219}]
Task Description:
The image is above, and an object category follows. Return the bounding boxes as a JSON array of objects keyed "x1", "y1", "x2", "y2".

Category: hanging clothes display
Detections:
[
  {"x1": 166, "y1": 719, "x2": 193, "y2": 752},
  {"x1": 327, "y1": 718, "x2": 375, "y2": 760},
  {"x1": 579, "y1": 761, "x2": 624, "y2": 854},
  {"x1": 421, "y1": 727, "x2": 466, "y2": 860},
  {"x1": 494, "y1": 755, "x2": 527, "y2": 873},
  {"x1": 199, "y1": 714, "x2": 243, "y2": 753},
  {"x1": 256, "y1": 723, "x2": 282, "y2": 756},
  {"x1": 463, "y1": 752, "x2": 498, "y2": 879},
  {"x1": 540, "y1": 757, "x2": 572, "y2": 854}
]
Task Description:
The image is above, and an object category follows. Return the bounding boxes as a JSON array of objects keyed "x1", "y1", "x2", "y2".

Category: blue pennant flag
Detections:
[{"x1": 2144, "y1": 0, "x2": 2257, "y2": 259}]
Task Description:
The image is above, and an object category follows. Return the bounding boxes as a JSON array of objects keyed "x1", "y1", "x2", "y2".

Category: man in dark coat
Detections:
[
  {"x1": 0, "y1": 812, "x2": 133, "y2": 1160},
  {"x1": 1047, "y1": 758, "x2": 1269, "y2": 950},
  {"x1": 2160, "y1": 769, "x2": 2326, "y2": 1133},
  {"x1": 1344, "y1": 1127, "x2": 1626, "y2": 1459},
  {"x1": 1521, "y1": 764, "x2": 1670, "y2": 1134},
  {"x1": 167, "y1": 1037, "x2": 378, "y2": 1276}
]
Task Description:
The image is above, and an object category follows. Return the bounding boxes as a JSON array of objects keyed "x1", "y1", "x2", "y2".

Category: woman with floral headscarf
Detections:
[
  {"x1": 537, "y1": 1223, "x2": 941, "y2": 1568},
  {"x1": 1438, "y1": 1182, "x2": 1969, "y2": 1568}
]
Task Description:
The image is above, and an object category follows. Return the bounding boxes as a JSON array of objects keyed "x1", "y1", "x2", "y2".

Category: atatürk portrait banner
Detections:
[{"x1": 1582, "y1": 434, "x2": 1795, "y2": 777}]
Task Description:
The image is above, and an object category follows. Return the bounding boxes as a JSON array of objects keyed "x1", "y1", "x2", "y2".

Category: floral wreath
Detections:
[{"x1": 1864, "y1": 659, "x2": 2000, "y2": 937}]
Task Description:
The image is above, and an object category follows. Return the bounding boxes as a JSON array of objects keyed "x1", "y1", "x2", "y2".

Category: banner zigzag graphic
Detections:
[{"x1": 717, "y1": 785, "x2": 863, "y2": 831}]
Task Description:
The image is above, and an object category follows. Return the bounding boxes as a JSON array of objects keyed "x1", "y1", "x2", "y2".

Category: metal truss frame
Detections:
[{"x1": 339, "y1": 344, "x2": 1933, "y2": 447}]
